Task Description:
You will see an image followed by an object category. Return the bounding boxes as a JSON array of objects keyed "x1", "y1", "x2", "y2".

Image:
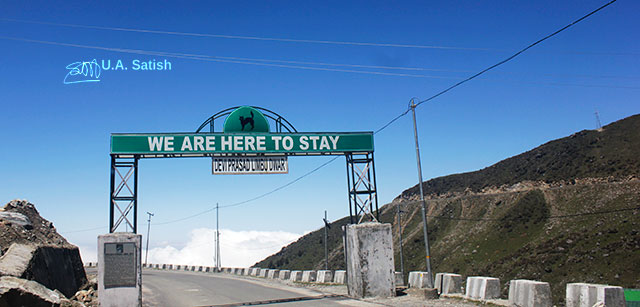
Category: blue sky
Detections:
[{"x1": 1, "y1": 1, "x2": 638, "y2": 265}]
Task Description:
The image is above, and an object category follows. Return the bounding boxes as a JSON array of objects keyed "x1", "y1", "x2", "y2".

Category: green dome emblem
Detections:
[{"x1": 223, "y1": 106, "x2": 270, "y2": 133}]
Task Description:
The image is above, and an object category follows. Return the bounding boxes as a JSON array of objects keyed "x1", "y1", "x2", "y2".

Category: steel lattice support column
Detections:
[
  {"x1": 345, "y1": 152, "x2": 379, "y2": 224},
  {"x1": 109, "y1": 155, "x2": 139, "y2": 233}
]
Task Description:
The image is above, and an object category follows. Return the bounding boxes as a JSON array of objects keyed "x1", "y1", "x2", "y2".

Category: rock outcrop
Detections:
[
  {"x1": 0, "y1": 200, "x2": 87, "y2": 298},
  {"x1": 0, "y1": 276, "x2": 65, "y2": 307}
]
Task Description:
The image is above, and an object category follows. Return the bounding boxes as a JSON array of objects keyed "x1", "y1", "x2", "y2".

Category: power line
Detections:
[
  {"x1": 59, "y1": 225, "x2": 105, "y2": 234},
  {"x1": 373, "y1": 0, "x2": 620, "y2": 135},
  {"x1": 2, "y1": 17, "x2": 636, "y2": 56},
  {"x1": 0, "y1": 18, "x2": 500, "y2": 52},
  {"x1": 414, "y1": 0, "x2": 619, "y2": 108},
  {"x1": 153, "y1": 156, "x2": 340, "y2": 225},
  {"x1": 0, "y1": 36, "x2": 460, "y2": 80},
  {"x1": 2, "y1": 35, "x2": 637, "y2": 89}
]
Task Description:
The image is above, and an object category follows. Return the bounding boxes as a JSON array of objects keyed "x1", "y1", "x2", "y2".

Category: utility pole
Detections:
[
  {"x1": 144, "y1": 212, "x2": 154, "y2": 265},
  {"x1": 410, "y1": 98, "x2": 434, "y2": 288},
  {"x1": 322, "y1": 210, "x2": 331, "y2": 270},
  {"x1": 214, "y1": 203, "x2": 221, "y2": 272},
  {"x1": 396, "y1": 203, "x2": 405, "y2": 277},
  {"x1": 323, "y1": 210, "x2": 331, "y2": 270}
]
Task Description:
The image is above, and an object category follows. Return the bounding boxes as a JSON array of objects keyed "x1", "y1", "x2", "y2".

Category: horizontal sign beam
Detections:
[{"x1": 111, "y1": 132, "x2": 374, "y2": 155}]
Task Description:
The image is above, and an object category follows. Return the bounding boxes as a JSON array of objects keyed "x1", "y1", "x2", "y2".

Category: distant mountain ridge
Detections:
[
  {"x1": 400, "y1": 113, "x2": 640, "y2": 199},
  {"x1": 256, "y1": 114, "x2": 640, "y2": 305}
]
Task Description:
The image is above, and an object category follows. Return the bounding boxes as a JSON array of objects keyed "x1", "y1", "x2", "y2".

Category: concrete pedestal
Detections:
[
  {"x1": 344, "y1": 222, "x2": 395, "y2": 298},
  {"x1": 98, "y1": 233, "x2": 142, "y2": 307}
]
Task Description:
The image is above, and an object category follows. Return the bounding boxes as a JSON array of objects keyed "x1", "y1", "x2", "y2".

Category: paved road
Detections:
[{"x1": 141, "y1": 269, "x2": 375, "y2": 307}]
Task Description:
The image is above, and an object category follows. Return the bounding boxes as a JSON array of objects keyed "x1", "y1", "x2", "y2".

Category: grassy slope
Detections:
[{"x1": 255, "y1": 114, "x2": 640, "y2": 305}]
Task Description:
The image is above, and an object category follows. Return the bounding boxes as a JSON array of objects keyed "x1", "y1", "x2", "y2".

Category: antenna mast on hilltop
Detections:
[{"x1": 595, "y1": 111, "x2": 602, "y2": 130}]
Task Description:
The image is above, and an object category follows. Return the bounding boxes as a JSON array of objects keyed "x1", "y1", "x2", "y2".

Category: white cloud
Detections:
[
  {"x1": 146, "y1": 228, "x2": 301, "y2": 267},
  {"x1": 78, "y1": 244, "x2": 97, "y2": 263}
]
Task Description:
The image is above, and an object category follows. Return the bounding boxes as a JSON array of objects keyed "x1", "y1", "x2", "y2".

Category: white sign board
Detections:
[{"x1": 212, "y1": 156, "x2": 288, "y2": 174}]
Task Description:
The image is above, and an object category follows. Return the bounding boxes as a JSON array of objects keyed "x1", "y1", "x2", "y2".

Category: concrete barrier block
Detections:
[
  {"x1": 465, "y1": 276, "x2": 501, "y2": 300},
  {"x1": 334, "y1": 270, "x2": 346, "y2": 284},
  {"x1": 267, "y1": 269, "x2": 280, "y2": 279},
  {"x1": 316, "y1": 270, "x2": 333, "y2": 283},
  {"x1": 278, "y1": 270, "x2": 291, "y2": 280},
  {"x1": 395, "y1": 272, "x2": 404, "y2": 287},
  {"x1": 566, "y1": 283, "x2": 625, "y2": 307},
  {"x1": 434, "y1": 273, "x2": 444, "y2": 292},
  {"x1": 259, "y1": 268, "x2": 269, "y2": 278},
  {"x1": 302, "y1": 270, "x2": 317, "y2": 282},
  {"x1": 290, "y1": 270, "x2": 303, "y2": 281},
  {"x1": 408, "y1": 288, "x2": 439, "y2": 300},
  {"x1": 408, "y1": 271, "x2": 431, "y2": 289},
  {"x1": 441, "y1": 274, "x2": 463, "y2": 294},
  {"x1": 508, "y1": 279, "x2": 552, "y2": 307},
  {"x1": 250, "y1": 268, "x2": 258, "y2": 276}
]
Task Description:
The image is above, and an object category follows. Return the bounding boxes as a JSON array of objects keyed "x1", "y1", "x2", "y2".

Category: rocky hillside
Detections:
[
  {"x1": 255, "y1": 114, "x2": 640, "y2": 305},
  {"x1": 0, "y1": 200, "x2": 91, "y2": 306}
]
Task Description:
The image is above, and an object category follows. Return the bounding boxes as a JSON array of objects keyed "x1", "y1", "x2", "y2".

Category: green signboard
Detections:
[
  {"x1": 223, "y1": 106, "x2": 270, "y2": 133},
  {"x1": 111, "y1": 132, "x2": 374, "y2": 155}
]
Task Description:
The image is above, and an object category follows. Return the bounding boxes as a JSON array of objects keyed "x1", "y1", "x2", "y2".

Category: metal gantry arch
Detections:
[{"x1": 109, "y1": 107, "x2": 377, "y2": 233}]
